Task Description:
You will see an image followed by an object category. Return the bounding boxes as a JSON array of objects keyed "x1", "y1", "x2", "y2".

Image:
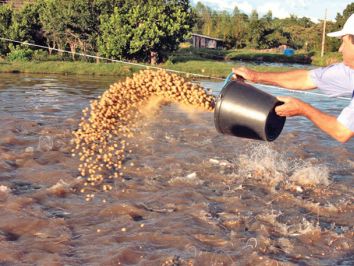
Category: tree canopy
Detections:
[
  {"x1": 192, "y1": 1, "x2": 350, "y2": 52},
  {"x1": 1, "y1": 0, "x2": 194, "y2": 62},
  {"x1": 98, "y1": 0, "x2": 194, "y2": 62},
  {"x1": 0, "y1": 0, "x2": 352, "y2": 61}
]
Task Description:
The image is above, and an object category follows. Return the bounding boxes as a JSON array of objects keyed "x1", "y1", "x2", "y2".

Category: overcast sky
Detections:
[{"x1": 191, "y1": 0, "x2": 353, "y2": 22}]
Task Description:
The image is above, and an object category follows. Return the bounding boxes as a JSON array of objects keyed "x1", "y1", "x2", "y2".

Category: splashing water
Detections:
[{"x1": 236, "y1": 143, "x2": 330, "y2": 188}]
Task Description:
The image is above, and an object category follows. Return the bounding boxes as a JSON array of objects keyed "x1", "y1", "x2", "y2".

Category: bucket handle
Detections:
[
  {"x1": 223, "y1": 72, "x2": 234, "y2": 87},
  {"x1": 223, "y1": 72, "x2": 246, "y2": 87}
]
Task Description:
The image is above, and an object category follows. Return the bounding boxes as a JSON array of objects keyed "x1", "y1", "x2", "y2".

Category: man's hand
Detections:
[
  {"x1": 275, "y1": 96, "x2": 309, "y2": 117},
  {"x1": 232, "y1": 67, "x2": 257, "y2": 82},
  {"x1": 275, "y1": 96, "x2": 353, "y2": 143}
]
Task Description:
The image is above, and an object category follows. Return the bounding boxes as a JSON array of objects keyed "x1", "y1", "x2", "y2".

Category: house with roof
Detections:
[{"x1": 190, "y1": 33, "x2": 224, "y2": 49}]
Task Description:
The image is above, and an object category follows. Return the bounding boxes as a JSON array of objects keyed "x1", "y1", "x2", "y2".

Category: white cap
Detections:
[{"x1": 327, "y1": 14, "x2": 354, "y2": 37}]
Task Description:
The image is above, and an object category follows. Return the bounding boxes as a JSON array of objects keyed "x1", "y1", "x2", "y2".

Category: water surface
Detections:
[{"x1": 0, "y1": 73, "x2": 353, "y2": 265}]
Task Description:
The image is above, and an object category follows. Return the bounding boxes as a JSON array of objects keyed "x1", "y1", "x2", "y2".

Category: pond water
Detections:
[{"x1": 0, "y1": 73, "x2": 353, "y2": 265}]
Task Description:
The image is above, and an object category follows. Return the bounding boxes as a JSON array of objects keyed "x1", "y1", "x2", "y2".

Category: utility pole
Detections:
[{"x1": 321, "y1": 9, "x2": 327, "y2": 58}]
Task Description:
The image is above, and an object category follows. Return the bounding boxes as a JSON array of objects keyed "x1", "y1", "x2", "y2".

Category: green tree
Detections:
[
  {"x1": 326, "y1": 21, "x2": 341, "y2": 52},
  {"x1": 98, "y1": 4, "x2": 132, "y2": 60},
  {"x1": 38, "y1": 0, "x2": 114, "y2": 59},
  {"x1": 62, "y1": 0, "x2": 127, "y2": 60},
  {"x1": 93, "y1": 0, "x2": 126, "y2": 15},
  {"x1": 278, "y1": 15, "x2": 316, "y2": 50},
  {"x1": 99, "y1": 0, "x2": 195, "y2": 63},
  {"x1": 231, "y1": 7, "x2": 248, "y2": 48},
  {"x1": 329, "y1": 3, "x2": 354, "y2": 52},
  {"x1": 192, "y1": 1, "x2": 205, "y2": 34},
  {"x1": 0, "y1": 4, "x2": 13, "y2": 55},
  {"x1": 61, "y1": 0, "x2": 96, "y2": 60},
  {"x1": 194, "y1": 2, "x2": 213, "y2": 36},
  {"x1": 90, "y1": 0, "x2": 127, "y2": 59},
  {"x1": 258, "y1": 11, "x2": 277, "y2": 48},
  {"x1": 214, "y1": 11, "x2": 232, "y2": 39},
  {"x1": 39, "y1": 0, "x2": 67, "y2": 55},
  {"x1": 334, "y1": 3, "x2": 354, "y2": 30},
  {"x1": 10, "y1": 1, "x2": 43, "y2": 46},
  {"x1": 246, "y1": 10, "x2": 267, "y2": 48}
]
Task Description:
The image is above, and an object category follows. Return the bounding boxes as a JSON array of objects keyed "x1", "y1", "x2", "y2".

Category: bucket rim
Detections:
[
  {"x1": 214, "y1": 80, "x2": 234, "y2": 134},
  {"x1": 264, "y1": 101, "x2": 286, "y2": 141}
]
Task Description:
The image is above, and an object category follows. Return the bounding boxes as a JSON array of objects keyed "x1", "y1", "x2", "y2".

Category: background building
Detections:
[{"x1": 191, "y1": 33, "x2": 224, "y2": 49}]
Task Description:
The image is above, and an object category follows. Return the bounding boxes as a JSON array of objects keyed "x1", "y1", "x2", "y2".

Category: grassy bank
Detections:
[
  {"x1": 226, "y1": 50, "x2": 312, "y2": 64},
  {"x1": 168, "y1": 47, "x2": 313, "y2": 64},
  {"x1": 165, "y1": 60, "x2": 299, "y2": 78},
  {"x1": 0, "y1": 61, "x2": 140, "y2": 76},
  {"x1": 166, "y1": 47, "x2": 228, "y2": 62},
  {"x1": 0, "y1": 46, "x2": 341, "y2": 78},
  {"x1": 0, "y1": 45, "x2": 342, "y2": 78},
  {"x1": 168, "y1": 47, "x2": 342, "y2": 67},
  {"x1": 0, "y1": 60, "x2": 301, "y2": 79}
]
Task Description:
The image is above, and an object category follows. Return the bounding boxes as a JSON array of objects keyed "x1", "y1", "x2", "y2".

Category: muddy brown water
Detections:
[{"x1": 0, "y1": 73, "x2": 353, "y2": 266}]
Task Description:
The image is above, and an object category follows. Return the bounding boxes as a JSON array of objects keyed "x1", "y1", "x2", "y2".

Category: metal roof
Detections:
[{"x1": 191, "y1": 33, "x2": 223, "y2": 42}]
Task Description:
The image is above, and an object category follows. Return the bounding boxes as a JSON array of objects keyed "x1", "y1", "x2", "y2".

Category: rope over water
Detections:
[{"x1": 0, "y1": 37, "x2": 351, "y2": 101}]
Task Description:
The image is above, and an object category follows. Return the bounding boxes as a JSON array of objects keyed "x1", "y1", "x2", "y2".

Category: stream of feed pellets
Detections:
[{"x1": 72, "y1": 70, "x2": 215, "y2": 200}]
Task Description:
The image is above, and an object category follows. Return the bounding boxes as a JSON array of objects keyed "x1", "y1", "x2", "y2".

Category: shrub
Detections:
[
  {"x1": 32, "y1": 49, "x2": 49, "y2": 61},
  {"x1": 311, "y1": 52, "x2": 342, "y2": 66},
  {"x1": 165, "y1": 59, "x2": 174, "y2": 66},
  {"x1": 7, "y1": 45, "x2": 33, "y2": 61}
]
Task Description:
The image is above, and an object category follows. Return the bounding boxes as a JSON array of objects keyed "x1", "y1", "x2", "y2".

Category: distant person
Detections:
[{"x1": 233, "y1": 14, "x2": 354, "y2": 143}]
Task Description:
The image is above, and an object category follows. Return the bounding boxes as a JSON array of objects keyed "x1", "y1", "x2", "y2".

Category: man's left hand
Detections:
[{"x1": 275, "y1": 96, "x2": 309, "y2": 117}]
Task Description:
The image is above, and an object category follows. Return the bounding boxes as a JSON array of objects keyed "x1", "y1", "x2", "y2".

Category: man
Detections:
[{"x1": 233, "y1": 14, "x2": 354, "y2": 143}]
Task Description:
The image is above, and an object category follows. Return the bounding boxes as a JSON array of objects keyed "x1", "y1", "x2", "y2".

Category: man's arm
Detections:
[
  {"x1": 232, "y1": 67, "x2": 316, "y2": 90},
  {"x1": 276, "y1": 96, "x2": 354, "y2": 143}
]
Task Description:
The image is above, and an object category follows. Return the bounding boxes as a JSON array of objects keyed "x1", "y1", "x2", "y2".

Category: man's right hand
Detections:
[{"x1": 232, "y1": 67, "x2": 257, "y2": 82}]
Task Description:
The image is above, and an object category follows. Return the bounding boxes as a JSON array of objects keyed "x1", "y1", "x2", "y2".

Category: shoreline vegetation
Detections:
[
  {"x1": 0, "y1": 60, "x2": 303, "y2": 79},
  {"x1": 0, "y1": 60, "x2": 299, "y2": 78},
  {"x1": 0, "y1": 47, "x2": 342, "y2": 78}
]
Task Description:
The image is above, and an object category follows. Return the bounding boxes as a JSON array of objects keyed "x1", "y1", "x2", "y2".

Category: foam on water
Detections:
[
  {"x1": 290, "y1": 164, "x2": 329, "y2": 186},
  {"x1": 236, "y1": 143, "x2": 330, "y2": 188}
]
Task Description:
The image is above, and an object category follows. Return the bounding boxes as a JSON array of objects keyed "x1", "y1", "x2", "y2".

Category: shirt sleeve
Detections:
[
  {"x1": 310, "y1": 63, "x2": 354, "y2": 132},
  {"x1": 309, "y1": 63, "x2": 353, "y2": 97},
  {"x1": 337, "y1": 99, "x2": 354, "y2": 132}
]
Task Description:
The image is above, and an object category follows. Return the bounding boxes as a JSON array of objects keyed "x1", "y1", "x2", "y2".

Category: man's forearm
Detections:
[
  {"x1": 254, "y1": 70, "x2": 315, "y2": 90},
  {"x1": 303, "y1": 104, "x2": 353, "y2": 143}
]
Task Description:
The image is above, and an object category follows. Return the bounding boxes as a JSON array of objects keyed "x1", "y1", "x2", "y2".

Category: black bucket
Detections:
[{"x1": 214, "y1": 75, "x2": 286, "y2": 141}]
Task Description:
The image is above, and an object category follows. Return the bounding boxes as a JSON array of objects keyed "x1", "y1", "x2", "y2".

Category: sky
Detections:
[{"x1": 191, "y1": 0, "x2": 353, "y2": 22}]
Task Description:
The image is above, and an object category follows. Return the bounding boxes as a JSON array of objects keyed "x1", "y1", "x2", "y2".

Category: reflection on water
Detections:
[{"x1": 0, "y1": 73, "x2": 353, "y2": 265}]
